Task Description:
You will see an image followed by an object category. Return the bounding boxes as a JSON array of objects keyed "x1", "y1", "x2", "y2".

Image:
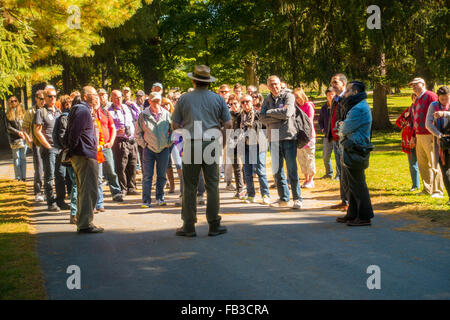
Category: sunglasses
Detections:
[
  {"x1": 10, "y1": 100, "x2": 18, "y2": 103},
  {"x1": 46, "y1": 95, "x2": 57, "y2": 98},
  {"x1": 220, "y1": 90, "x2": 230, "y2": 93},
  {"x1": 37, "y1": 97, "x2": 44, "y2": 101},
  {"x1": 241, "y1": 101, "x2": 251, "y2": 104}
]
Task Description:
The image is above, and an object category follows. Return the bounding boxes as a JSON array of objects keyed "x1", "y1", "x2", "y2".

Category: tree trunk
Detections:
[
  {"x1": 244, "y1": 55, "x2": 259, "y2": 87},
  {"x1": 372, "y1": 51, "x2": 392, "y2": 130}
]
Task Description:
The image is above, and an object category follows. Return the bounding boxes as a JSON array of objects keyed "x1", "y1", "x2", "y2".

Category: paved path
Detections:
[{"x1": 1, "y1": 152, "x2": 449, "y2": 299}]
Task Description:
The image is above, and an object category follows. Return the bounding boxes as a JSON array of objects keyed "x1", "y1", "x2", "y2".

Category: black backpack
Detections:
[{"x1": 294, "y1": 105, "x2": 312, "y2": 149}]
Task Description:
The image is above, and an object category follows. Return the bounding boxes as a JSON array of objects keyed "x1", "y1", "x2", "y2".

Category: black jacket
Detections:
[{"x1": 6, "y1": 119, "x2": 24, "y2": 142}]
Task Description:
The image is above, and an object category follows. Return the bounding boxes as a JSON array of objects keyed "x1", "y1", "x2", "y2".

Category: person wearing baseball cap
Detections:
[
  {"x1": 152, "y1": 83, "x2": 163, "y2": 93},
  {"x1": 171, "y1": 65, "x2": 232, "y2": 237},
  {"x1": 409, "y1": 77, "x2": 442, "y2": 197},
  {"x1": 135, "y1": 89, "x2": 172, "y2": 208},
  {"x1": 135, "y1": 90, "x2": 146, "y2": 111}
]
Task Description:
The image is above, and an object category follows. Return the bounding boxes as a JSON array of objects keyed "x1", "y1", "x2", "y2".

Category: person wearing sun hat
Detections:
[{"x1": 172, "y1": 65, "x2": 232, "y2": 237}]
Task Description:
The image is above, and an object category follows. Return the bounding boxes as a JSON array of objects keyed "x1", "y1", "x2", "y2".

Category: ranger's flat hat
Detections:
[{"x1": 187, "y1": 65, "x2": 217, "y2": 82}]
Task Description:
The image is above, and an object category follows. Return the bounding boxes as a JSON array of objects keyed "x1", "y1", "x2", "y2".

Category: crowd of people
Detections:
[{"x1": 4, "y1": 65, "x2": 450, "y2": 235}]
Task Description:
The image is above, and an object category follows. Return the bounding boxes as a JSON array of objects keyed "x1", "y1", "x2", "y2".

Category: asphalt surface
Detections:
[{"x1": 1, "y1": 153, "x2": 449, "y2": 299}]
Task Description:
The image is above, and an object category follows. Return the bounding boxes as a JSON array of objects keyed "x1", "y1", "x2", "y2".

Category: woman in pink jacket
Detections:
[{"x1": 293, "y1": 88, "x2": 316, "y2": 188}]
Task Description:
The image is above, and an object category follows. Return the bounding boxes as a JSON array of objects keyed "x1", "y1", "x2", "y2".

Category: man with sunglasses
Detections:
[
  {"x1": 34, "y1": 87, "x2": 68, "y2": 211},
  {"x1": 23, "y1": 90, "x2": 45, "y2": 202}
]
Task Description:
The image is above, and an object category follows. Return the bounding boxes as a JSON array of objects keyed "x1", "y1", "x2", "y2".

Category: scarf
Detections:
[
  {"x1": 240, "y1": 109, "x2": 255, "y2": 131},
  {"x1": 341, "y1": 92, "x2": 368, "y2": 120}
]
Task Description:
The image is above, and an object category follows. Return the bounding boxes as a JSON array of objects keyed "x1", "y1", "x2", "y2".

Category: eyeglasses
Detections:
[
  {"x1": 46, "y1": 95, "x2": 57, "y2": 98},
  {"x1": 230, "y1": 102, "x2": 239, "y2": 105},
  {"x1": 241, "y1": 101, "x2": 251, "y2": 104},
  {"x1": 37, "y1": 97, "x2": 44, "y2": 101},
  {"x1": 220, "y1": 90, "x2": 230, "y2": 93}
]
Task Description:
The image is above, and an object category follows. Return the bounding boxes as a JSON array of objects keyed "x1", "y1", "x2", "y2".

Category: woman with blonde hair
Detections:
[
  {"x1": 6, "y1": 96, "x2": 30, "y2": 181},
  {"x1": 293, "y1": 88, "x2": 316, "y2": 188}
]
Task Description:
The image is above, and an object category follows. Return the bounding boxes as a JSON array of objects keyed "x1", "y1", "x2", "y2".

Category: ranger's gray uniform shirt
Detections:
[{"x1": 172, "y1": 88, "x2": 231, "y2": 140}]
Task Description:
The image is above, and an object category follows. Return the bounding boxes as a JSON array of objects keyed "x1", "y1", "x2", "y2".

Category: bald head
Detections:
[{"x1": 111, "y1": 90, "x2": 123, "y2": 107}]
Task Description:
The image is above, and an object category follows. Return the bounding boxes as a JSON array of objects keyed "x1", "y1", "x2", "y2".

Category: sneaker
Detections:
[
  {"x1": 333, "y1": 176, "x2": 340, "y2": 181},
  {"x1": 127, "y1": 190, "x2": 139, "y2": 196},
  {"x1": 48, "y1": 203, "x2": 59, "y2": 212},
  {"x1": 113, "y1": 194, "x2": 124, "y2": 202},
  {"x1": 270, "y1": 200, "x2": 289, "y2": 208},
  {"x1": 141, "y1": 202, "x2": 151, "y2": 208},
  {"x1": 431, "y1": 193, "x2": 444, "y2": 199},
  {"x1": 35, "y1": 194, "x2": 44, "y2": 202},
  {"x1": 58, "y1": 203, "x2": 70, "y2": 211},
  {"x1": 262, "y1": 195, "x2": 271, "y2": 205},
  {"x1": 157, "y1": 199, "x2": 167, "y2": 206},
  {"x1": 410, "y1": 187, "x2": 419, "y2": 192},
  {"x1": 77, "y1": 226, "x2": 104, "y2": 233},
  {"x1": 244, "y1": 196, "x2": 256, "y2": 204},
  {"x1": 292, "y1": 200, "x2": 303, "y2": 209},
  {"x1": 197, "y1": 195, "x2": 205, "y2": 205},
  {"x1": 346, "y1": 218, "x2": 371, "y2": 227},
  {"x1": 225, "y1": 183, "x2": 236, "y2": 191},
  {"x1": 269, "y1": 183, "x2": 277, "y2": 189},
  {"x1": 233, "y1": 190, "x2": 246, "y2": 200},
  {"x1": 301, "y1": 181, "x2": 315, "y2": 189}
]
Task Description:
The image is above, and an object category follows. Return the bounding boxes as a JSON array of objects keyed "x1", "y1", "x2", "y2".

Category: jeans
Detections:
[
  {"x1": 11, "y1": 146, "x2": 27, "y2": 180},
  {"x1": 182, "y1": 140, "x2": 221, "y2": 227},
  {"x1": 102, "y1": 148, "x2": 122, "y2": 197},
  {"x1": 41, "y1": 147, "x2": 66, "y2": 206},
  {"x1": 334, "y1": 142, "x2": 347, "y2": 204},
  {"x1": 333, "y1": 140, "x2": 341, "y2": 179},
  {"x1": 322, "y1": 137, "x2": 334, "y2": 177},
  {"x1": 96, "y1": 162, "x2": 104, "y2": 209},
  {"x1": 67, "y1": 167, "x2": 77, "y2": 216},
  {"x1": 270, "y1": 140, "x2": 302, "y2": 202},
  {"x1": 142, "y1": 147, "x2": 170, "y2": 204},
  {"x1": 242, "y1": 144, "x2": 269, "y2": 198},
  {"x1": 32, "y1": 145, "x2": 43, "y2": 195},
  {"x1": 408, "y1": 148, "x2": 420, "y2": 190}
]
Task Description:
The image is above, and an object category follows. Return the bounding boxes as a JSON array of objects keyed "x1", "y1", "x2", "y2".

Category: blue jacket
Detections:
[
  {"x1": 339, "y1": 99, "x2": 372, "y2": 147},
  {"x1": 67, "y1": 102, "x2": 97, "y2": 160}
]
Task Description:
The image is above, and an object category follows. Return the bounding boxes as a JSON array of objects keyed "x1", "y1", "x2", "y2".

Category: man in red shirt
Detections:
[
  {"x1": 409, "y1": 78, "x2": 443, "y2": 196},
  {"x1": 96, "y1": 88, "x2": 123, "y2": 202}
]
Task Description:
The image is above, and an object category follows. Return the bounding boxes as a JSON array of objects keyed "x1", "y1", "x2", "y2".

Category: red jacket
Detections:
[{"x1": 396, "y1": 105, "x2": 415, "y2": 154}]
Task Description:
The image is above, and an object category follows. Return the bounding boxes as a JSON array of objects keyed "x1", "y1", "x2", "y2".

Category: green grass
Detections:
[
  {"x1": 0, "y1": 180, "x2": 46, "y2": 299},
  {"x1": 312, "y1": 131, "x2": 450, "y2": 228}
]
